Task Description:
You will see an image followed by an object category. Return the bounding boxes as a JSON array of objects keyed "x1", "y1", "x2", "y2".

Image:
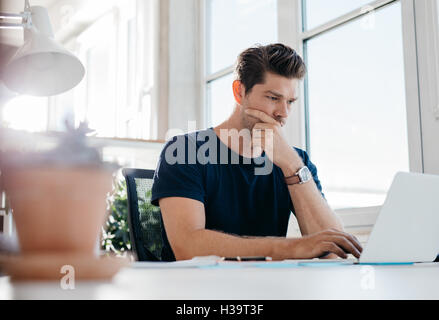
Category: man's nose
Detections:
[{"x1": 274, "y1": 100, "x2": 289, "y2": 119}]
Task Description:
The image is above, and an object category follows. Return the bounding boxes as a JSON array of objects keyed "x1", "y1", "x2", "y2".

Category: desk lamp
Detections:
[{"x1": 0, "y1": 0, "x2": 85, "y2": 96}]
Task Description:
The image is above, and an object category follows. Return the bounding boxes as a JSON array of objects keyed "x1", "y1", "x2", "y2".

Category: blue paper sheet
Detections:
[{"x1": 298, "y1": 261, "x2": 353, "y2": 267}]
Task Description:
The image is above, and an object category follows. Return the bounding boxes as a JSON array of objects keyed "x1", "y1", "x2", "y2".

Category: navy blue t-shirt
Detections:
[{"x1": 151, "y1": 128, "x2": 325, "y2": 261}]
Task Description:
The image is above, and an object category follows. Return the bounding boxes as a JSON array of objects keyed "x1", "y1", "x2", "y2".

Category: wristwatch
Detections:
[{"x1": 284, "y1": 166, "x2": 312, "y2": 186}]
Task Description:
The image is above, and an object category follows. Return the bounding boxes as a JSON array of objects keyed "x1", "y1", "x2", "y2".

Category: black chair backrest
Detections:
[{"x1": 122, "y1": 168, "x2": 164, "y2": 261}]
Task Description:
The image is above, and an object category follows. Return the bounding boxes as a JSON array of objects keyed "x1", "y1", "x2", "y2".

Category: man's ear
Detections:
[{"x1": 232, "y1": 80, "x2": 244, "y2": 105}]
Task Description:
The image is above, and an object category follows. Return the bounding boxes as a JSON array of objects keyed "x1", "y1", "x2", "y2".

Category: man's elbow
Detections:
[
  {"x1": 173, "y1": 247, "x2": 195, "y2": 261},
  {"x1": 169, "y1": 230, "x2": 203, "y2": 261}
]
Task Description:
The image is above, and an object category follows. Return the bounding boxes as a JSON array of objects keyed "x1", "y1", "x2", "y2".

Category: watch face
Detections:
[{"x1": 299, "y1": 166, "x2": 312, "y2": 183}]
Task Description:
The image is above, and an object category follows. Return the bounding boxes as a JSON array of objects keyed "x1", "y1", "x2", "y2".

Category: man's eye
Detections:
[{"x1": 267, "y1": 96, "x2": 278, "y2": 101}]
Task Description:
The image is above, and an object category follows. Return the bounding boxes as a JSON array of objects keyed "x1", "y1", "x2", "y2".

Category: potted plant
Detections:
[{"x1": 0, "y1": 123, "x2": 129, "y2": 280}]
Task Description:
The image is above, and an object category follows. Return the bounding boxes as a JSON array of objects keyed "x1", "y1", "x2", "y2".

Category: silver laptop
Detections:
[
  {"x1": 295, "y1": 172, "x2": 439, "y2": 265},
  {"x1": 357, "y1": 171, "x2": 439, "y2": 264}
]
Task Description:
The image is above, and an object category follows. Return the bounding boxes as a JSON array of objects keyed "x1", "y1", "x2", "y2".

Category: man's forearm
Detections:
[
  {"x1": 287, "y1": 179, "x2": 343, "y2": 235},
  {"x1": 173, "y1": 228, "x2": 290, "y2": 261},
  {"x1": 173, "y1": 225, "x2": 359, "y2": 261},
  {"x1": 279, "y1": 151, "x2": 343, "y2": 236}
]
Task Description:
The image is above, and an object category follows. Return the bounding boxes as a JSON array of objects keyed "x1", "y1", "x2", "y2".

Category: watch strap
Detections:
[{"x1": 284, "y1": 174, "x2": 301, "y2": 186}]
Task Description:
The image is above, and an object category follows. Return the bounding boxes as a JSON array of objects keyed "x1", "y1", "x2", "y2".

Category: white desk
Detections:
[{"x1": 1, "y1": 262, "x2": 439, "y2": 300}]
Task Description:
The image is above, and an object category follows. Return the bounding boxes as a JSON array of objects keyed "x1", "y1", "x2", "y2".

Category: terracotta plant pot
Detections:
[{"x1": 2, "y1": 167, "x2": 113, "y2": 256}]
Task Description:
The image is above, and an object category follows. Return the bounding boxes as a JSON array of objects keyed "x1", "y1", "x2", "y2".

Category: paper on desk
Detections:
[
  {"x1": 131, "y1": 255, "x2": 220, "y2": 268},
  {"x1": 200, "y1": 260, "x2": 300, "y2": 269}
]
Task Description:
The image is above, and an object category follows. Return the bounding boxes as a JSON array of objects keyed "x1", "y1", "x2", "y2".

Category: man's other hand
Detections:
[{"x1": 285, "y1": 229, "x2": 363, "y2": 259}]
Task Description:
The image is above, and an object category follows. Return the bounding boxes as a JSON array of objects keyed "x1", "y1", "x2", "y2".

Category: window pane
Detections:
[
  {"x1": 85, "y1": 37, "x2": 116, "y2": 137},
  {"x1": 305, "y1": 0, "x2": 375, "y2": 30},
  {"x1": 208, "y1": 73, "x2": 235, "y2": 126},
  {"x1": 2, "y1": 96, "x2": 48, "y2": 132},
  {"x1": 306, "y1": 2, "x2": 409, "y2": 209},
  {"x1": 69, "y1": 0, "x2": 153, "y2": 140},
  {"x1": 207, "y1": 0, "x2": 277, "y2": 74}
]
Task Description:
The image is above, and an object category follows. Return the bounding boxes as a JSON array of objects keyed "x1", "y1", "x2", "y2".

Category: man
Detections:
[{"x1": 151, "y1": 43, "x2": 362, "y2": 261}]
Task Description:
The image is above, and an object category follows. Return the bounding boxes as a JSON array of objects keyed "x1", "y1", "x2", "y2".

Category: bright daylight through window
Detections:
[
  {"x1": 304, "y1": 0, "x2": 409, "y2": 209},
  {"x1": 1, "y1": 0, "x2": 154, "y2": 140}
]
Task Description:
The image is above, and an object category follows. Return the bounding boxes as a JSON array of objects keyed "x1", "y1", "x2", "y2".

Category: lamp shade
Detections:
[{"x1": 2, "y1": 6, "x2": 85, "y2": 96}]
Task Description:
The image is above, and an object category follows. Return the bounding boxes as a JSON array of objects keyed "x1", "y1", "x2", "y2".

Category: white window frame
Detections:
[
  {"x1": 197, "y1": 0, "x2": 207, "y2": 129},
  {"x1": 411, "y1": 0, "x2": 439, "y2": 175}
]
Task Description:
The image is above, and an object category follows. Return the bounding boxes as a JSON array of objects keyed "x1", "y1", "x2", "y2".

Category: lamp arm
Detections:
[
  {"x1": 0, "y1": 12, "x2": 31, "y2": 29},
  {"x1": 0, "y1": 12, "x2": 26, "y2": 19},
  {"x1": 0, "y1": 0, "x2": 32, "y2": 29}
]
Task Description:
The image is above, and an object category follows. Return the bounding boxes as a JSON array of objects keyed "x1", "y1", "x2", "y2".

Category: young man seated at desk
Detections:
[{"x1": 151, "y1": 43, "x2": 362, "y2": 261}]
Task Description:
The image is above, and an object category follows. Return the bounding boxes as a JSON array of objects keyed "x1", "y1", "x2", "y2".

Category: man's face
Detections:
[{"x1": 239, "y1": 72, "x2": 299, "y2": 130}]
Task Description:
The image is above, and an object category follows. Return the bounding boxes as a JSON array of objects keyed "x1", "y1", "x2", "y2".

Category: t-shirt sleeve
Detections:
[
  {"x1": 293, "y1": 147, "x2": 326, "y2": 200},
  {"x1": 151, "y1": 135, "x2": 205, "y2": 207}
]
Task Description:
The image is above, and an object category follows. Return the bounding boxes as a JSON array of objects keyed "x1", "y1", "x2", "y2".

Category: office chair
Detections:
[{"x1": 122, "y1": 168, "x2": 165, "y2": 261}]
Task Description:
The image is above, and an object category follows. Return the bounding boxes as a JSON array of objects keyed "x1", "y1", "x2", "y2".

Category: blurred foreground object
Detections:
[
  {"x1": 0, "y1": 123, "x2": 129, "y2": 281},
  {"x1": 0, "y1": 233, "x2": 19, "y2": 254}
]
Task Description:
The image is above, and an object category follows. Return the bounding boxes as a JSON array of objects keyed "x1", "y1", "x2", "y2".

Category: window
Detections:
[
  {"x1": 71, "y1": 0, "x2": 155, "y2": 139},
  {"x1": 304, "y1": 0, "x2": 376, "y2": 30},
  {"x1": 77, "y1": 13, "x2": 117, "y2": 137},
  {"x1": 2, "y1": 95, "x2": 49, "y2": 132},
  {"x1": 207, "y1": 73, "x2": 235, "y2": 128},
  {"x1": 303, "y1": 0, "x2": 410, "y2": 209},
  {"x1": 205, "y1": 0, "x2": 278, "y2": 126},
  {"x1": 8, "y1": 0, "x2": 157, "y2": 140}
]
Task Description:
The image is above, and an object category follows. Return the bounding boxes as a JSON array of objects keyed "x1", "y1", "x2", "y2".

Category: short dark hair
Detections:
[{"x1": 235, "y1": 43, "x2": 306, "y2": 95}]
